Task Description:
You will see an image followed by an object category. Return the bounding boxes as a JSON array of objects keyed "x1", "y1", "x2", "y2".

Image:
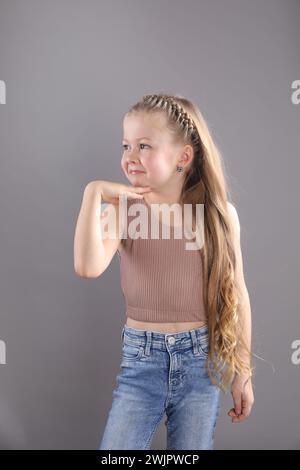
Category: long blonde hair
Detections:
[{"x1": 125, "y1": 93, "x2": 254, "y2": 392}]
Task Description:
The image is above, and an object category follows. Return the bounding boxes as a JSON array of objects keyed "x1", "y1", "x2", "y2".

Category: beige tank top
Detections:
[{"x1": 117, "y1": 197, "x2": 207, "y2": 323}]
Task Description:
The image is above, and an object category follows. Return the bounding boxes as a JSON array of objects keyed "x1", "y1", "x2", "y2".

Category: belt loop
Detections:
[
  {"x1": 121, "y1": 326, "x2": 125, "y2": 341},
  {"x1": 190, "y1": 329, "x2": 200, "y2": 356},
  {"x1": 144, "y1": 331, "x2": 152, "y2": 356}
]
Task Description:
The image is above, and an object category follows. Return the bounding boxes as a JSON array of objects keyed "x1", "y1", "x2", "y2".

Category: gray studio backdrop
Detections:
[{"x1": 0, "y1": 0, "x2": 299, "y2": 450}]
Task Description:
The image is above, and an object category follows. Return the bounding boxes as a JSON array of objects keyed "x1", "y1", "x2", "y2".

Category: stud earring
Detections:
[{"x1": 176, "y1": 166, "x2": 184, "y2": 173}]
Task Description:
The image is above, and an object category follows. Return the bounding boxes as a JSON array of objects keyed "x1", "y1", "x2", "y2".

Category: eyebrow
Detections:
[{"x1": 122, "y1": 137, "x2": 152, "y2": 142}]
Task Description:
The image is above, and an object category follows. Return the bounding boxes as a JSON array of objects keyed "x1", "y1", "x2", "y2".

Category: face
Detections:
[{"x1": 121, "y1": 113, "x2": 187, "y2": 190}]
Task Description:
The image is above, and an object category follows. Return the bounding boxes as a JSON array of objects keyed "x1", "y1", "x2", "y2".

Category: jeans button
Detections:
[{"x1": 168, "y1": 336, "x2": 176, "y2": 345}]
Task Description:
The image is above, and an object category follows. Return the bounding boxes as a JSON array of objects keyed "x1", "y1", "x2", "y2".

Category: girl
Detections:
[{"x1": 74, "y1": 94, "x2": 254, "y2": 450}]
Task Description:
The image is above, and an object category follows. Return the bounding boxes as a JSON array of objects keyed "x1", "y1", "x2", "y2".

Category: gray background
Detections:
[{"x1": 0, "y1": 0, "x2": 299, "y2": 449}]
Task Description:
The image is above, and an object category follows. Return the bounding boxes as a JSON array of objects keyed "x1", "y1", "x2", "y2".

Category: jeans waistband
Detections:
[{"x1": 121, "y1": 323, "x2": 209, "y2": 354}]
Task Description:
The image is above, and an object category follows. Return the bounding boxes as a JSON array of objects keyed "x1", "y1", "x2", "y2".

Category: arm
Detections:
[
  {"x1": 74, "y1": 180, "x2": 151, "y2": 278},
  {"x1": 227, "y1": 202, "x2": 255, "y2": 423},
  {"x1": 228, "y1": 202, "x2": 252, "y2": 373},
  {"x1": 73, "y1": 182, "x2": 122, "y2": 278}
]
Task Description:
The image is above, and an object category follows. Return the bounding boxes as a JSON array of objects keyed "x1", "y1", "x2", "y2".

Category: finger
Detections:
[
  {"x1": 231, "y1": 403, "x2": 252, "y2": 423},
  {"x1": 231, "y1": 391, "x2": 242, "y2": 416},
  {"x1": 232, "y1": 411, "x2": 247, "y2": 423},
  {"x1": 126, "y1": 192, "x2": 144, "y2": 199},
  {"x1": 240, "y1": 401, "x2": 252, "y2": 419},
  {"x1": 117, "y1": 191, "x2": 142, "y2": 200}
]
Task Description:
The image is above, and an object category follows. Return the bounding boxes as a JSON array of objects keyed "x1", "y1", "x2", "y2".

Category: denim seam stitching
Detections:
[{"x1": 143, "y1": 408, "x2": 165, "y2": 450}]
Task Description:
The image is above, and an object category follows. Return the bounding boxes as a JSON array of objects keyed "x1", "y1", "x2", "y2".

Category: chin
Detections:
[{"x1": 129, "y1": 175, "x2": 148, "y2": 184}]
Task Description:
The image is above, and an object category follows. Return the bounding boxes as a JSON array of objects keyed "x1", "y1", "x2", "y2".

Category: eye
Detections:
[{"x1": 122, "y1": 143, "x2": 151, "y2": 151}]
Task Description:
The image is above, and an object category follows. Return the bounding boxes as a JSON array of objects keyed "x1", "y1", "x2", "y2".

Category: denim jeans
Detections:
[{"x1": 98, "y1": 323, "x2": 221, "y2": 450}]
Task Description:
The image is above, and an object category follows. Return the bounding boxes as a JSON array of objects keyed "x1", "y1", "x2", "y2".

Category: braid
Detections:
[{"x1": 142, "y1": 94, "x2": 198, "y2": 140}]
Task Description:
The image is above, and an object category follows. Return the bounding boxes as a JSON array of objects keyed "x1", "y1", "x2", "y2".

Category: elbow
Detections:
[{"x1": 74, "y1": 263, "x2": 102, "y2": 278}]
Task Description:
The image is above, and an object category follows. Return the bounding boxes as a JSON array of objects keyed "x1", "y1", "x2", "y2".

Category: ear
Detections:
[{"x1": 177, "y1": 144, "x2": 194, "y2": 169}]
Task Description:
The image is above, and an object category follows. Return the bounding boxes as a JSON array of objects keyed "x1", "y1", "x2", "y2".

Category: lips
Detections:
[{"x1": 129, "y1": 168, "x2": 146, "y2": 174}]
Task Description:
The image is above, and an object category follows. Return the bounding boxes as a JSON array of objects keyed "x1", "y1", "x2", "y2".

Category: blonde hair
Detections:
[{"x1": 125, "y1": 93, "x2": 255, "y2": 392}]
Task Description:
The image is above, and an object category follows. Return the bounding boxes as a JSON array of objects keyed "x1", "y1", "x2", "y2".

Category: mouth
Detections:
[{"x1": 128, "y1": 169, "x2": 146, "y2": 174}]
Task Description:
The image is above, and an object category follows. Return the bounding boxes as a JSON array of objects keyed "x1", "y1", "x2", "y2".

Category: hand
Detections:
[
  {"x1": 84, "y1": 180, "x2": 153, "y2": 206},
  {"x1": 228, "y1": 374, "x2": 254, "y2": 423}
]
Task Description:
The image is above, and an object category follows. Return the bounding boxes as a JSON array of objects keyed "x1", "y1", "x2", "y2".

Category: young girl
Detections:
[{"x1": 74, "y1": 94, "x2": 254, "y2": 450}]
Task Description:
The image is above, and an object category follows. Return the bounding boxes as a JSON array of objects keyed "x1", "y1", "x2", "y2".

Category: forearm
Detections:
[
  {"x1": 73, "y1": 184, "x2": 105, "y2": 277},
  {"x1": 236, "y1": 285, "x2": 252, "y2": 375}
]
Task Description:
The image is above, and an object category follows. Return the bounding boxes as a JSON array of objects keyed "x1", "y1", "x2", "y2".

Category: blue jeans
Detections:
[{"x1": 98, "y1": 323, "x2": 221, "y2": 450}]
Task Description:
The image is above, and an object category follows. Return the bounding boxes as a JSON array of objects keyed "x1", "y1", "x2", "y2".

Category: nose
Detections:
[
  {"x1": 125, "y1": 149, "x2": 141, "y2": 164},
  {"x1": 129, "y1": 154, "x2": 139, "y2": 162},
  {"x1": 126, "y1": 158, "x2": 141, "y2": 170}
]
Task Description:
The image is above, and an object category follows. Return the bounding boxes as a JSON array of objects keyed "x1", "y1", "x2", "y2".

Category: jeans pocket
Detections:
[
  {"x1": 198, "y1": 334, "x2": 209, "y2": 358},
  {"x1": 122, "y1": 341, "x2": 144, "y2": 361}
]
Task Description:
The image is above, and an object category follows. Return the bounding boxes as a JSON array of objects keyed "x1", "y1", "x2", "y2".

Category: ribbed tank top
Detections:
[{"x1": 117, "y1": 197, "x2": 207, "y2": 323}]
